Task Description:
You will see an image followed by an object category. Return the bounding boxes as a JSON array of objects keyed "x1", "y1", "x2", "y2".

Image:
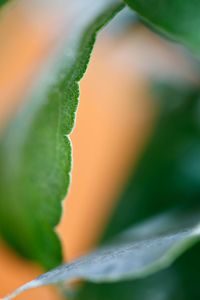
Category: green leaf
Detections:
[
  {"x1": 0, "y1": 0, "x2": 8, "y2": 7},
  {"x1": 124, "y1": 0, "x2": 200, "y2": 55},
  {"x1": 2, "y1": 209, "x2": 200, "y2": 300},
  {"x1": 0, "y1": 0, "x2": 124, "y2": 270}
]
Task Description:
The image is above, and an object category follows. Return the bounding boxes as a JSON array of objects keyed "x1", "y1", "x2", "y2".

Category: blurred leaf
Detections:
[
  {"x1": 104, "y1": 83, "x2": 200, "y2": 240},
  {"x1": 0, "y1": 0, "x2": 124, "y2": 269},
  {"x1": 77, "y1": 82, "x2": 200, "y2": 299},
  {"x1": 3, "y1": 209, "x2": 200, "y2": 300},
  {"x1": 0, "y1": 0, "x2": 8, "y2": 7},
  {"x1": 124, "y1": 0, "x2": 200, "y2": 55},
  {"x1": 77, "y1": 269, "x2": 178, "y2": 300}
]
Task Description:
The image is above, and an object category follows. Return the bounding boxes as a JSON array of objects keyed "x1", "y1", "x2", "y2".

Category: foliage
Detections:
[
  {"x1": 125, "y1": 0, "x2": 200, "y2": 55},
  {"x1": 0, "y1": 0, "x2": 8, "y2": 6},
  {"x1": 1, "y1": 0, "x2": 200, "y2": 299},
  {"x1": 0, "y1": 0, "x2": 124, "y2": 270},
  {"x1": 3, "y1": 208, "x2": 200, "y2": 300}
]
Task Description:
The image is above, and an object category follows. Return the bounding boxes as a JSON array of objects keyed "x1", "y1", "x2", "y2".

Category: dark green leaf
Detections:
[
  {"x1": 124, "y1": 0, "x2": 200, "y2": 55},
  {"x1": 0, "y1": 0, "x2": 124, "y2": 269},
  {"x1": 0, "y1": 0, "x2": 8, "y2": 7}
]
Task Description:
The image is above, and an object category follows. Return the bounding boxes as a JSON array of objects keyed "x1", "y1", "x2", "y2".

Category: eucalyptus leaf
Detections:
[
  {"x1": 124, "y1": 0, "x2": 200, "y2": 55},
  {"x1": 0, "y1": 0, "x2": 124, "y2": 269},
  {"x1": 2, "y1": 209, "x2": 200, "y2": 300}
]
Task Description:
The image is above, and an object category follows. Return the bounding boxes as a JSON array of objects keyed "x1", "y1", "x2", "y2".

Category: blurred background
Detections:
[{"x1": 0, "y1": 1, "x2": 199, "y2": 299}]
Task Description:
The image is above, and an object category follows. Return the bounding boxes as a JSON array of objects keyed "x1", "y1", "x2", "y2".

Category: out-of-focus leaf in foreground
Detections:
[
  {"x1": 2, "y1": 209, "x2": 200, "y2": 300},
  {"x1": 124, "y1": 0, "x2": 200, "y2": 55},
  {"x1": 0, "y1": 0, "x2": 124, "y2": 269}
]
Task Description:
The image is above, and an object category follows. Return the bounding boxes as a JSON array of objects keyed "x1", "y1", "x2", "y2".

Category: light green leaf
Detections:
[
  {"x1": 3, "y1": 210, "x2": 200, "y2": 300},
  {"x1": 124, "y1": 0, "x2": 200, "y2": 55},
  {"x1": 0, "y1": 0, "x2": 124, "y2": 269}
]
